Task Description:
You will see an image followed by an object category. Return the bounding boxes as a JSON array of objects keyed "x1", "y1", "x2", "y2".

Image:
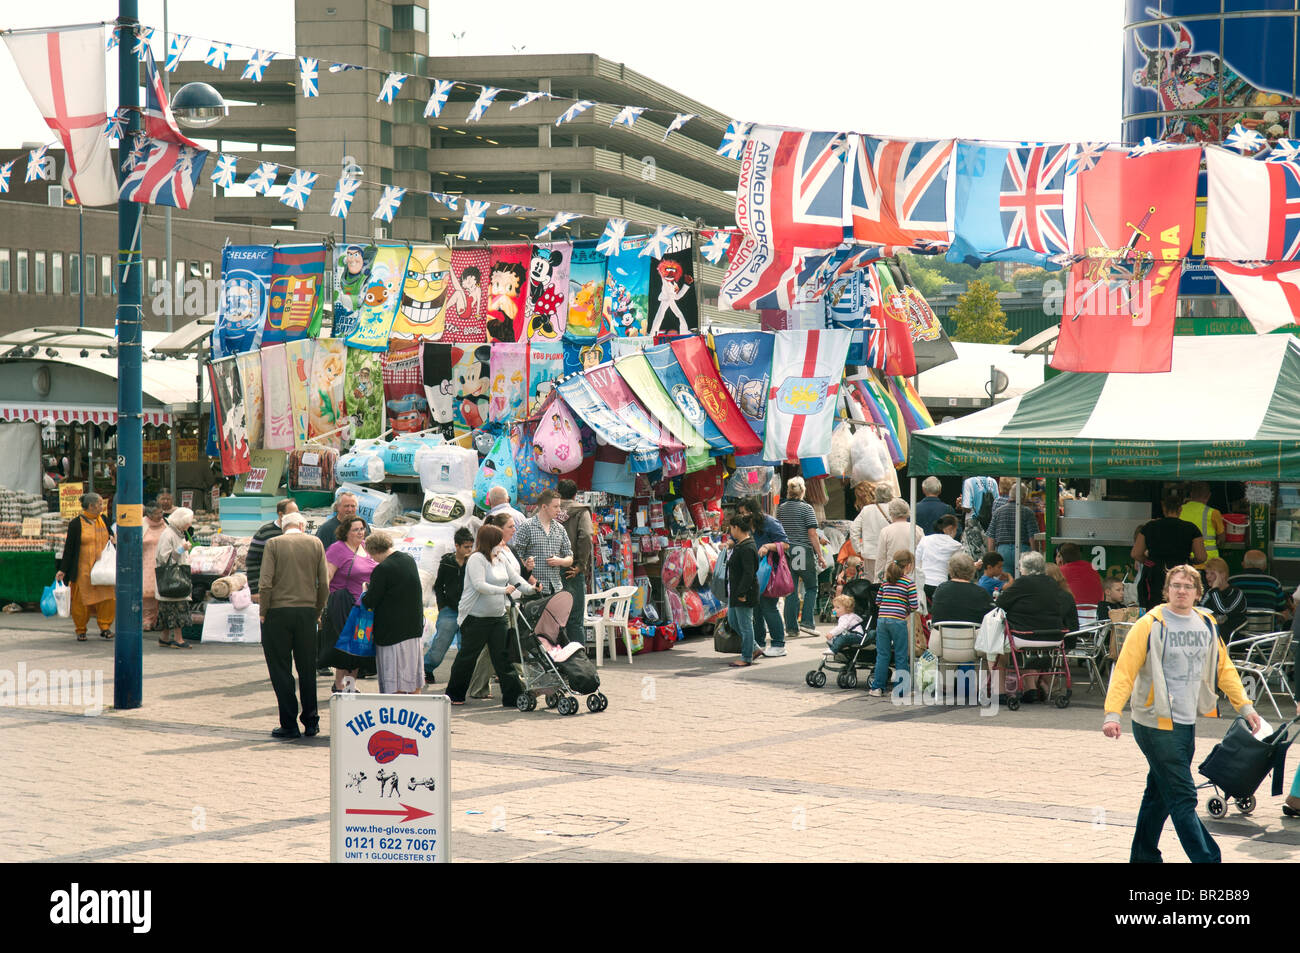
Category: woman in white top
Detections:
[
  {"x1": 875, "y1": 498, "x2": 924, "y2": 584},
  {"x1": 155, "y1": 507, "x2": 195, "y2": 648},
  {"x1": 850, "y1": 481, "x2": 894, "y2": 583},
  {"x1": 915, "y1": 514, "x2": 963, "y2": 603},
  {"x1": 445, "y1": 524, "x2": 535, "y2": 708},
  {"x1": 466, "y1": 511, "x2": 534, "y2": 699}
]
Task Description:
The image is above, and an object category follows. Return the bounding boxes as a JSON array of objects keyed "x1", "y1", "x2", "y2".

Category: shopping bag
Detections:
[
  {"x1": 155, "y1": 562, "x2": 193, "y2": 600},
  {"x1": 40, "y1": 584, "x2": 57, "y2": 617},
  {"x1": 89, "y1": 542, "x2": 116, "y2": 587},
  {"x1": 763, "y1": 544, "x2": 794, "y2": 599},
  {"x1": 709, "y1": 548, "x2": 730, "y2": 603},
  {"x1": 1198, "y1": 716, "x2": 1299, "y2": 799},
  {"x1": 510, "y1": 421, "x2": 558, "y2": 502},
  {"x1": 335, "y1": 602, "x2": 377, "y2": 658},
  {"x1": 200, "y1": 602, "x2": 262, "y2": 644},
  {"x1": 53, "y1": 581, "x2": 71, "y2": 618}
]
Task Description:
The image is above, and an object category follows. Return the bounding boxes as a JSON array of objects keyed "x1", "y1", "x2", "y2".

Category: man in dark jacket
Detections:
[
  {"x1": 362, "y1": 533, "x2": 425, "y2": 694},
  {"x1": 425, "y1": 527, "x2": 473, "y2": 684},
  {"x1": 726, "y1": 513, "x2": 761, "y2": 667},
  {"x1": 247, "y1": 499, "x2": 299, "y2": 597},
  {"x1": 555, "y1": 479, "x2": 594, "y2": 649}
]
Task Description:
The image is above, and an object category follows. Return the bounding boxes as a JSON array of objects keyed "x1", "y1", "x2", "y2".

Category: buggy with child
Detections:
[
  {"x1": 510, "y1": 590, "x2": 608, "y2": 715},
  {"x1": 805, "y1": 577, "x2": 880, "y2": 689}
]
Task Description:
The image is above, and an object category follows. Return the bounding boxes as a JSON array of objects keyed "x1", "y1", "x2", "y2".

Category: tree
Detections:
[
  {"x1": 950, "y1": 279, "x2": 1014, "y2": 344},
  {"x1": 906, "y1": 263, "x2": 946, "y2": 298}
]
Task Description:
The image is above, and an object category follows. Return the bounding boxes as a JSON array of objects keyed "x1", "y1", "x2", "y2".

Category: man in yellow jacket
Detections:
[{"x1": 1103, "y1": 564, "x2": 1260, "y2": 863}]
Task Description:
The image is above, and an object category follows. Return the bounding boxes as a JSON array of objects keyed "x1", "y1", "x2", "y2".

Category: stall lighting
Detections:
[
  {"x1": 80, "y1": 349, "x2": 90, "y2": 358},
  {"x1": 45, "y1": 348, "x2": 57, "y2": 358}
]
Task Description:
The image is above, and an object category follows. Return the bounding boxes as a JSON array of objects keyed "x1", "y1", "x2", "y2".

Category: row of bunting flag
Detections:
[{"x1": 206, "y1": 320, "x2": 933, "y2": 491}]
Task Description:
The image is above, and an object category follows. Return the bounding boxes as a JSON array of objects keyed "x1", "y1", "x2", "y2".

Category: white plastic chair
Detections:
[
  {"x1": 586, "y1": 586, "x2": 637, "y2": 665},
  {"x1": 929, "y1": 621, "x2": 981, "y2": 702}
]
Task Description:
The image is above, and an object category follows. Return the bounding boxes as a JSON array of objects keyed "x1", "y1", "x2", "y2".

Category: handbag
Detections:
[
  {"x1": 334, "y1": 602, "x2": 377, "y2": 659},
  {"x1": 90, "y1": 540, "x2": 116, "y2": 587},
  {"x1": 763, "y1": 544, "x2": 794, "y2": 599},
  {"x1": 156, "y1": 562, "x2": 193, "y2": 601}
]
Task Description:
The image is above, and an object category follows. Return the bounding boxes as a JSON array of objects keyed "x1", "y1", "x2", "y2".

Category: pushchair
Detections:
[
  {"x1": 1196, "y1": 715, "x2": 1299, "y2": 818},
  {"x1": 805, "y1": 578, "x2": 879, "y2": 690},
  {"x1": 510, "y1": 590, "x2": 608, "y2": 715}
]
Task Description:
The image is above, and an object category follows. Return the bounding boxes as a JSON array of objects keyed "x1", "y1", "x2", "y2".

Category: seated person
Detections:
[
  {"x1": 1229, "y1": 549, "x2": 1292, "y2": 620},
  {"x1": 929, "y1": 552, "x2": 993, "y2": 625},
  {"x1": 1055, "y1": 542, "x2": 1103, "y2": 606},
  {"x1": 915, "y1": 514, "x2": 962, "y2": 603},
  {"x1": 835, "y1": 556, "x2": 864, "y2": 595},
  {"x1": 976, "y1": 551, "x2": 1007, "y2": 598},
  {"x1": 996, "y1": 551, "x2": 1079, "y2": 702},
  {"x1": 1097, "y1": 577, "x2": 1130, "y2": 619},
  {"x1": 825, "y1": 594, "x2": 866, "y2": 657},
  {"x1": 1201, "y1": 557, "x2": 1248, "y2": 637}
]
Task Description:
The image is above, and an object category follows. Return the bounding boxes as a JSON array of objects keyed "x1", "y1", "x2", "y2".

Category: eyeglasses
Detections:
[{"x1": 1167, "y1": 583, "x2": 1198, "y2": 592}]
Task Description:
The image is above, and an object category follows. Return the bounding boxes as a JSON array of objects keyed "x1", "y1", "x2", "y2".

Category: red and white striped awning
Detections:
[{"x1": 0, "y1": 404, "x2": 171, "y2": 426}]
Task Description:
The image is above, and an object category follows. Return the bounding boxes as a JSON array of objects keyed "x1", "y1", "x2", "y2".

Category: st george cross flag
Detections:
[
  {"x1": 118, "y1": 45, "x2": 208, "y2": 209},
  {"x1": 1204, "y1": 147, "x2": 1300, "y2": 262},
  {"x1": 1209, "y1": 261, "x2": 1300, "y2": 333},
  {"x1": 763, "y1": 329, "x2": 852, "y2": 462},
  {"x1": 948, "y1": 141, "x2": 1076, "y2": 266},
  {"x1": 1052, "y1": 146, "x2": 1201, "y2": 374},
  {"x1": 3, "y1": 27, "x2": 118, "y2": 206},
  {"x1": 851, "y1": 136, "x2": 954, "y2": 248}
]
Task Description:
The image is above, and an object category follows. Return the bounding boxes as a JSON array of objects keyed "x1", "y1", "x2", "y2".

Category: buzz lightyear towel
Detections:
[
  {"x1": 331, "y1": 243, "x2": 376, "y2": 342},
  {"x1": 523, "y1": 242, "x2": 571, "y2": 341},
  {"x1": 344, "y1": 244, "x2": 411, "y2": 351}
]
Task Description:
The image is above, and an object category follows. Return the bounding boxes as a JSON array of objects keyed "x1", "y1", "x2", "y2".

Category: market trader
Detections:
[
  {"x1": 1102, "y1": 564, "x2": 1259, "y2": 863},
  {"x1": 1178, "y1": 482, "x2": 1224, "y2": 565},
  {"x1": 315, "y1": 492, "x2": 365, "y2": 548}
]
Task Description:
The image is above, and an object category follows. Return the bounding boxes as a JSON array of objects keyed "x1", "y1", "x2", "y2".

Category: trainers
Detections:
[
  {"x1": 764, "y1": 645, "x2": 787, "y2": 658},
  {"x1": 867, "y1": 688, "x2": 884, "y2": 697}
]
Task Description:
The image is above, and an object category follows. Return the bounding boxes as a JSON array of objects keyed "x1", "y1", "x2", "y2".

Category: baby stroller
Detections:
[
  {"x1": 805, "y1": 578, "x2": 879, "y2": 690},
  {"x1": 510, "y1": 591, "x2": 609, "y2": 716},
  {"x1": 1196, "y1": 715, "x2": 1299, "y2": 818},
  {"x1": 815, "y1": 560, "x2": 840, "y2": 624}
]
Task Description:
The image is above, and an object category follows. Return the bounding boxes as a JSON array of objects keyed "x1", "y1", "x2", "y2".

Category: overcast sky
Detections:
[{"x1": 1, "y1": 0, "x2": 1124, "y2": 147}]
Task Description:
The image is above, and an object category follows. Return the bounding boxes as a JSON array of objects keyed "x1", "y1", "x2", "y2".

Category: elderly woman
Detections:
[
  {"x1": 776, "y1": 476, "x2": 825, "y2": 637},
  {"x1": 155, "y1": 507, "x2": 195, "y2": 648},
  {"x1": 1103, "y1": 565, "x2": 1260, "y2": 862},
  {"x1": 737, "y1": 497, "x2": 791, "y2": 658},
  {"x1": 996, "y1": 551, "x2": 1079, "y2": 701},
  {"x1": 874, "y1": 498, "x2": 924, "y2": 585},
  {"x1": 851, "y1": 481, "x2": 893, "y2": 582},
  {"x1": 361, "y1": 533, "x2": 424, "y2": 694},
  {"x1": 56, "y1": 492, "x2": 115, "y2": 641},
  {"x1": 1199, "y1": 557, "x2": 1247, "y2": 637},
  {"x1": 929, "y1": 552, "x2": 993, "y2": 626},
  {"x1": 141, "y1": 504, "x2": 167, "y2": 631}
]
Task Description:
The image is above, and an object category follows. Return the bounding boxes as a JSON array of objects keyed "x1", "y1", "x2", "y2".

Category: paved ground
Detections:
[{"x1": 1, "y1": 612, "x2": 1297, "y2": 863}]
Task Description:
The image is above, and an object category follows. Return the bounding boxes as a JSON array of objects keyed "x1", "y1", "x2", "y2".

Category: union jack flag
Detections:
[
  {"x1": 132, "y1": 26, "x2": 154, "y2": 60},
  {"x1": 1270, "y1": 162, "x2": 1300, "y2": 261},
  {"x1": 467, "y1": 87, "x2": 500, "y2": 122},
  {"x1": 431, "y1": 191, "x2": 459, "y2": 210},
  {"x1": 425, "y1": 79, "x2": 454, "y2": 118},
  {"x1": 245, "y1": 162, "x2": 279, "y2": 195},
  {"x1": 700, "y1": 230, "x2": 732, "y2": 265},
  {"x1": 999, "y1": 144, "x2": 1071, "y2": 255},
  {"x1": 0, "y1": 160, "x2": 12, "y2": 194},
  {"x1": 850, "y1": 136, "x2": 954, "y2": 248},
  {"x1": 279, "y1": 169, "x2": 318, "y2": 211},
  {"x1": 611, "y1": 106, "x2": 645, "y2": 128},
  {"x1": 717, "y1": 121, "x2": 752, "y2": 160},
  {"x1": 205, "y1": 42, "x2": 232, "y2": 70},
  {"x1": 103, "y1": 110, "x2": 128, "y2": 143},
  {"x1": 372, "y1": 185, "x2": 405, "y2": 222},
  {"x1": 1225, "y1": 123, "x2": 1267, "y2": 155},
  {"x1": 119, "y1": 141, "x2": 207, "y2": 209},
  {"x1": 1268, "y1": 138, "x2": 1300, "y2": 163},
  {"x1": 25, "y1": 146, "x2": 53, "y2": 183},
  {"x1": 459, "y1": 200, "x2": 490, "y2": 240},
  {"x1": 242, "y1": 50, "x2": 276, "y2": 82},
  {"x1": 122, "y1": 135, "x2": 149, "y2": 172},
  {"x1": 1066, "y1": 142, "x2": 1107, "y2": 176},
  {"x1": 330, "y1": 177, "x2": 360, "y2": 218},
  {"x1": 377, "y1": 72, "x2": 407, "y2": 105},
  {"x1": 210, "y1": 153, "x2": 238, "y2": 189},
  {"x1": 165, "y1": 35, "x2": 190, "y2": 72},
  {"x1": 556, "y1": 100, "x2": 594, "y2": 126},
  {"x1": 299, "y1": 57, "x2": 319, "y2": 98}
]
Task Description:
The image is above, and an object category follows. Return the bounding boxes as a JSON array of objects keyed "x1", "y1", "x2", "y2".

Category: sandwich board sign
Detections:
[{"x1": 330, "y1": 693, "x2": 451, "y2": 863}]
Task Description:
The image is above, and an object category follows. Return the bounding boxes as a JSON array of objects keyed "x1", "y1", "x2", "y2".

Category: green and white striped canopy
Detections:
[{"x1": 910, "y1": 335, "x2": 1300, "y2": 481}]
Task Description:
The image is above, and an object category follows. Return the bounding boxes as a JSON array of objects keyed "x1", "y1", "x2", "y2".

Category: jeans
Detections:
[
  {"x1": 751, "y1": 596, "x2": 784, "y2": 649},
  {"x1": 445, "y1": 614, "x2": 523, "y2": 707},
  {"x1": 1130, "y1": 722, "x2": 1221, "y2": 863},
  {"x1": 261, "y1": 606, "x2": 319, "y2": 732},
  {"x1": 870, "y1": 618, "x2": 909, "y2": 691},
  {"x1": 424, "y1": 606, "x2": 458, "y2": 676},
  {"x1": 727, "y1": 605, "x2": 756, "y2": 662},
  {"x1": 562, "y1": 570, "x2": 587, "y2": 647},
  {"x1": 997, "y1": 543, "x2": 1018, "y2": 578},
  {"x1": 829, "y1": 629, "x2": 869, "y2": 654},
  {"x1": 783, "y1": 544, "x2": 821, "y2": 632}
]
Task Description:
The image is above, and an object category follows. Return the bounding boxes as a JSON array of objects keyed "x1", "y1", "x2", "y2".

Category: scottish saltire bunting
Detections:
[
  {"x1": 556, "y1": 100, "x2": 594, "y2": 126},
  {"x1": 1128, "y1": 136, "x2": 1173, "y2": 158},
  {"x1": 25, "y1": 146, "x2": 51, "y2": 183},
  {"x1": 245, "y1": 162, "x2": 278, "y2": 195},
  {"x1": 165, "y1": 35, "x2": 190, "y2": 71},
  {"x1": 132, "y1": 26, "x2": 154, "y2": 60},
  {"x1": 536, "y1": 212, "x2": 580, "y2": 238},
  {"x1": 430, "y1": 192, "x2": 459, "y2": 210},
  {"x1": 330, "y1": 63, "x2": 362, "y2": 72},
  {"x1": 298, "y1": 57, "x2": 318, "y2": 97},
  {"x1": 663, "y1": 113, "x2": 695, "y2": 141},
  {"x1": 1268, "y1": 138, "x2": 1300, "y2": 163},
  {"x1": 210, "y1": 154, "x2": 238, "y2": 188},
  {"x1": 638, "y1": 224, "x2": 680, "y2": 258},
  {"x1": 611, "y1": 106, "x2": 645, "y2": 127},
  {"x1": 103, "y1": 111, "x2": 128, "y2": 142},
  {"x1": 467, "y1": 86, "x2": 500, "y2": 122},
  {"x1": 1225, "y1": 123, "x2": 1267, "y2": 155},
  {"x1": 242, "y1": 50, "x2": 276, "y2": 82},
  {"x1": 372, "y1": 185, "x2": 405, "y2": 222},
  {"x1": 1066, "y1": 142, "x2": 1107, "y2": 176},
  {"x1": 205, "y1": 42, "x2": 232, "y2": 70},
  {"x1": 279, "y1": 169, "x2": 318, "y2": 210},
  {"x1": 597, "y1": 218, "x2": 628, "y2": 256},
  {"x1": 377, "y1": 72, "x2": 407, "y2": 105},
  {"x1": 495, "y1": 204, "x2": 535, "y2": 215},
  {"x1": 424, "y1": 79, "x2": 453, "y2": 118},
  {"x1": 459, "y1": 200, "x2": 490, "y2": 240},
  {"x1": 511, "y1": 90, "x2": 549, "y2": 109},
  {"x1": 330, "y1": 176, "x2": 359, "y2": 218},
  {"x1": 701, "y1": 230, "x2": 731, "y2": 265},
  {"x1": 717, "y1": 121, "x2": 752, "y2": 159},
  {"x1": 0, "y1": 161, "x2": 13, "y2": 194},
  {"x1": 106, "y1": 27, "x2": 119, "y2": 51}
]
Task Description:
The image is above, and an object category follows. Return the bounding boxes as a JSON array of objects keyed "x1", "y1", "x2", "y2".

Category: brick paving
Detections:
[{"x1": 1, "y1": 613, "x2": 1297, "y2": 862}]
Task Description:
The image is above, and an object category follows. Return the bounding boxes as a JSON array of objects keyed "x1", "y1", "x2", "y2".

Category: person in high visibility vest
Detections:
[{"x1": 1179, "y1": 482, "x2": 1223, "y2": 565}]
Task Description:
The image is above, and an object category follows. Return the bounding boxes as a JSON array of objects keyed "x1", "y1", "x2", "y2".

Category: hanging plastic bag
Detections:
[
  {"x1": 53, "y1": 580, "x2": 71, "y2": 618},
  {"x1": 90, "y1": 542, "x2": 116, "y2": 587},
  {"x1": 40, "y1": 584, "x2": 57, "y2": 617},
  {"x1": 473, "y1": 434, "x2": 518, "y2": 510},
  {"x1": 511, "y1": 421, "x2": 558, "y2": 504},
  {"x1": 531, "y1": 396, "x2": 583, "y2": 474},
  {"x1": 828, "y1": 421, "x2": 853, "y2": 477}
]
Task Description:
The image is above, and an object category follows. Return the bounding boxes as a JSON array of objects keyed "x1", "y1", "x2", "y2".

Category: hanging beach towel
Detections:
[{"x1": 474, "y1": 434, "x2": 518, "y2": 510}]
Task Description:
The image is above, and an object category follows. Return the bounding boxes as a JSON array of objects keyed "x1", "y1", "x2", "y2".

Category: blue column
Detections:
[{"x1": 115, "y1": 0, "x2": 144, "y2": 710}]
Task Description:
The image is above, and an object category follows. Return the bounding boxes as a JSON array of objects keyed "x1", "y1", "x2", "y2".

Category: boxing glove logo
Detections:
[{"x1": 367, "y1": 729, "x2": 419, "y2": 764}]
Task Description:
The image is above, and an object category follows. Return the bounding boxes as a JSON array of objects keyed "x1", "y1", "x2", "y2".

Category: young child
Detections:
[
  {"x1": 825, "y1": 594, "x2": 865, "y2": 657},
  {"x1": 835, "y1": 556, "x2": 863, "y2": 596},
  {"x1": 1097, "y1": 577, "x2": 1128, "y2": 618},
  {"x1": 977, "y1": 551, "x2": 1007, "y2": 597},
  {"x1": 868, "y1": 550, "x2": 918, "y2": 697}
]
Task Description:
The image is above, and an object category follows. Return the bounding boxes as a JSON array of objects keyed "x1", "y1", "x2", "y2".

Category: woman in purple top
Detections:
[{"x1": 322, "y1": 517, "x2": 378, "y2": 693}]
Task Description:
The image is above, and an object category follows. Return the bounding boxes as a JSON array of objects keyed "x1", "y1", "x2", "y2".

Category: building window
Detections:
[
  {"x1": 393, "y1": 5, "x2": 427, "y2": 32},
  {"x1": 400, "y1": 192, "x2": 428, "y2": 218},
  {"x1": 380, "y1": 120, "x2": 393, "y2": 146},
  {"x1": 147, "y1": 258, "x2": 157, "y2": 292},
  {"x1": 380, "y1": 167, "x2": 393, "y2": 185},
  {"x1": 395, "y1": 146, "x2": 427, "y2": 171},
  {"x1": 17, "y1": 250, "x2": 28, "y2": 293},
  {"x1": 102, "y1": 255, "x2": 112, "y2": 295},
  {"x1": 396, "y1": 53, "x2": 426, "y2": 76},
  {"x1": 0, "y1": 249, "x2": 10, "y2": 293},
  {"x1": 378, "y1": 25, "x2": 391, "y2": 52},
  {"x1": 34, "y1": 252, "x2": 46, "y2": 294},
  {"x1": 52, "y1": 253, "x2": 63, "y2": 295},
  {"x1": 69, "y1": 253, "x2": 79, "y2": 295},
  {"x1": 393, "y1": 100, "x2": 419, "y2": 124},
  {"x1": 85, "y1": 254, "x2": 95, "y2": 295},
  {"x1": 203, "y1": 261, "x2": 212, "y2": 279}
]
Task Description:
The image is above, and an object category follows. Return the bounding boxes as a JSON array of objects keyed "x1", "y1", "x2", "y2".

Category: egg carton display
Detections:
[{"x1": 0, "y1": 488, "x2": 48, "y2": 522}]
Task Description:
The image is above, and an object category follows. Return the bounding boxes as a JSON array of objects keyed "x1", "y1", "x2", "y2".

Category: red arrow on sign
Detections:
[{"x1": 345, "y1": 803, "x2": 433, "y2": 824}]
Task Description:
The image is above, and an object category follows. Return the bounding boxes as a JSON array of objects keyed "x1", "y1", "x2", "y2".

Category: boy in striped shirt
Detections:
[{"x1": 869, "y1": 550, "x2": 918, "y2": 697}]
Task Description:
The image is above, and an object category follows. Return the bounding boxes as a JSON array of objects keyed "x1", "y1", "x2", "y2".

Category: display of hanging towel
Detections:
[
  {"x1": 565, "y1": 240, "x2": 607, "y2": 342},
  {"x1": 604, "y1": 236, "x2": 651, "y2": 336},
  {"x1": 260, "y1": 343, "x2": 294, "y2": 451},
  {"x1": 214, "y1": 244, "x2": 272, "y2": 358},
  {"x1": 524, "y1": 242, "x2": 571, "y2": 340},
  {"x1": 485, "y1": 244, "x2": 530, "y2": 343},
  {"x1": 613, "y1": 352, "x2": 710, "y2": 458},
  {"x1": 390, "y1": 244, "x2": 453, "y2": 340},
  {"x1": 345, "y1": 244, "x2": 411, "y2": 351},
  {"x1": 345, "y1": 347, "x2": 384, "y2": 441},
  {"x1": 263, "y1": 243, "x2": 327, "y2": 344},
  {"x1": 647, "y1": 231, "x2": 697, "y2": 337},
  {"x1": 331, "y1": 242, "x2": 376, "y2": 343},
  {"x1": 383, "y1": 341, "x2": 431, "y2": 436},
  {"x1": 527, "y1": 340, "x2": 565, "y2": 416},
  {"x1": 236, "y1": 350, "x2": 264, "y2": 450},
  {"x1": 208, "y1": 355, "x2": 251, "y2": 475},
  {"x1": 442, "y1": 247, "x2": 490, "y2": 343},
  {"x1": 420, "y1": 341, "x2": 457, "y2": 440},
  {"x1": 671, "y1": 334, "x2": 764, "y2": 457},
  {"x1": 284, "y1": 338, "x2": 315, "y2": 448},
  {"x1": 288, "y1": 447, "x2": 338, "y2": 492},
  {"x1": 642, "y1": 342, "x2": 733, "y2": 456},
  {"x1": 489, "y1": 342, "x2": 528, "y2": 423},
  {"x1": 451, "y1": 343, "x2": 492, "y2": 431},
  {"x1": 763, "y1": 329, "x2": 852, "y2": 463},
  {"x1": 309, "y1": 337, "x2": 348, "y2": 447}
]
